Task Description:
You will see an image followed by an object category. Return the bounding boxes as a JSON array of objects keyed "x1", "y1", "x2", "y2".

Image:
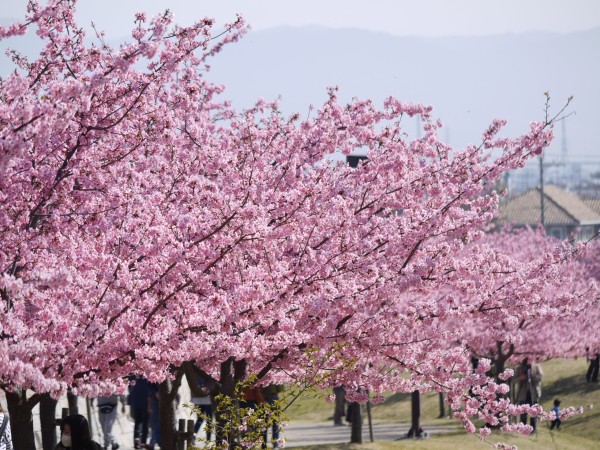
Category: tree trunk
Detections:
[
  {"x1": 349, "y1": 402, "x2": 362, "y2": 444},
  {"x1": 67, "y1": 391, "x2": 79, "y2": 415},
  {"x1": 491, "y1": 342, "x2": 513, "y2": 427},
  {"x1": 215, "y1": 358, "x2": 235, "y2": 448},
  {"x1": 495, "y1": 358, "x2": 506, "y2": 382},
  {"x1": 332, "y1": 386, "x2": 345, "y2": 425},
  {"x1": 407, "y1": 390, "x2": 422, "y2": 438},
  {"x1": 494, "y1": 340, "x2": 514, "y2": 383},
  {"x1": 438, "y1": 393, "x2": 446, "y2": 418},
  {"x1": 5, "y1": 389, "x2": 39, "y2": 450},
  {"x1": 213, "y1": 358, "x2": 247, "y2": 449},
  {"x1": 39, "y1": 393, "x2": 58, "y2": 450},
  {"x1": 158, "y1": 368, "x2": 185, "y2": 450},
  {"x1": 159, "y1": 381, "x2": 177, "y2": 450},
  {"x1": 366, "y1": 398, "x2": 374, "y2": 442}
]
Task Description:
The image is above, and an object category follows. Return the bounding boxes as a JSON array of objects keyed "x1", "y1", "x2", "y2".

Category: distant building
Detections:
[
  {"x1": 498, "y1": 184, "x2": 600, "y2": 241},
  {"x1": 582, "y1": 197, "x2": 600, "y2": 217}
]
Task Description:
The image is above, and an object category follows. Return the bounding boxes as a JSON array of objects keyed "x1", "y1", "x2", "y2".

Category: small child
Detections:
[{"x1": 550, "y1": 398, "x2": 561, "y2": 430}]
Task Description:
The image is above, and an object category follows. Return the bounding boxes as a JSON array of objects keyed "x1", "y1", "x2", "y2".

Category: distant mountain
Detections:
[{"x1": 2, "y1": 21, "x2": 598, "y2": 159}]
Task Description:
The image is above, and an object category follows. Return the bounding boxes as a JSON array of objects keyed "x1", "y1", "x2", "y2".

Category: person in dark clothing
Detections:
[
  {"x1": 550, "y1": 398, "x2": 561, "y2": 430},
  {"x1": 54, "y1": 414, "x2": 102, "y2": 450},
  {"x1": 128, "y1": 375, "x2": 151, "y2": 449},
  {"x1": 514, "y1": 358, "x2": 543, "y2": 432},
  {"x1": 586, "y1": 353, "x2": 599, "y2": 382},
  {"x1": 147, "y1": 383, "x2": 160, "y2": 450}
]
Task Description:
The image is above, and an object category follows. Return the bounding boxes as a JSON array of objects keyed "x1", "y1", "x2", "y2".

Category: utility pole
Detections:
[{"x1": 539, "y1": 118, "x2": 570, "y2": 224}]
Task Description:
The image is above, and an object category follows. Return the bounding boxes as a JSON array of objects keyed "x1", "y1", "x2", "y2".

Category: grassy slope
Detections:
[{"x1": 283, "y1": 358, "x2": 600, "y2": 449}]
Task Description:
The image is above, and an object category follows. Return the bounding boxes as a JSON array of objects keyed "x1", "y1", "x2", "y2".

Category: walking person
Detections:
[
  {"x1": 550, "y1": 399, "x2": 561, "y2": 430},
  {"x1": 0, "y1": 406, "x2": 13, "y2": 450},
  {"x1": 128, "y1": 375, "x2": 151, "y2": 449},
  {"x1": 514, "y1": 358, "x2": 544, "y2": 431},
  {"x1": 96, "y1": 394, "x2": 125, "y2": 450},
  {"x1": 55, "y1": 414, "x2": 102, "y2": 450},
  {"x1": 586, "y1": 353, "x2": 599, "y2": 382}
]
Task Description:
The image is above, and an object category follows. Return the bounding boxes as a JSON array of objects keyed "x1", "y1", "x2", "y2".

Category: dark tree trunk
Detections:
[
  {"x1": 332, "y1": 386, "x2": 346, "y2": 425},
  {"x1": 213, "y1": 358, "x2": 247, "y2": 449},
  {"x1": 493, "y1": 341, "x2": 514, "y2": 383},
  {"x1": 349, "y1": 402, "x2": 362, "y2": 444},
  {"x1": 496, "y1": 358, "x2": 506, "y2": 382},
  {"x1": 366, "y1": 397, "x2": 374, "y2": 442},
  {"x1": 438, "y1": 393, "x2": 446, "y2": 418},
  {"x1": 5, "y1": 389, "x2": 39, "y2": 450},
  {"x1": 67, "y1": 391, "x2": 78, "y2": 415},
  {"x1": 39, "y1": 393, "x2": 58, "y2": 450},
  {"x1": 407, "y1": 390, "x2": 423, "y2": 438},
  {"x1": 158, "y1": 368, "x2": 185, "y2": 450},
  {"x1": 489, "y1": 341, "x2": 514, "y2": 427},
  {"x1": 215, "y1": 357, "x2": 236, "y2": 448},
  {"x1": 159, "y1": 381, "x2": 177, "y2": 450}
]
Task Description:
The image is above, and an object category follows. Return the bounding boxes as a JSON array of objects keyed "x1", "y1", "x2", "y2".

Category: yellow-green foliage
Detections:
[{"x1": 190, "y1": 376, "x2": 287, "y2": 450}]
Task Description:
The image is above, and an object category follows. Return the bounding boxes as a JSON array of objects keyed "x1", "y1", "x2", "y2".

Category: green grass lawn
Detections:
[{"x1": 282, "y1": 358, "x2": 600, "y2": 449}]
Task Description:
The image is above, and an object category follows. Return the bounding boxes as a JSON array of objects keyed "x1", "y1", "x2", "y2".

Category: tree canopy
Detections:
[{"x1": 0, "y1": 0, "x2": 592, "y2": 441}]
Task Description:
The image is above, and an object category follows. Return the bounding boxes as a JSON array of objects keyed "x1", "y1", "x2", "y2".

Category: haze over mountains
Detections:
[{"x1": 2, "y1": 21, "x2": 599, "y2": 167}]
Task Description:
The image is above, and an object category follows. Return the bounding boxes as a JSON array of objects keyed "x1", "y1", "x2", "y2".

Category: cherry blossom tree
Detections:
[
  {"x1": 454, "y1": 227, "x2": 600, "y2": 378},
  {"x1": 302, "y1": 226, "x2": 598, "y2": 440},
  {"x1": 370, "y1": 226, "x2": 599, "y2": 442},
  {"x1": 573, "y1": 238, "x2": 600, "y2": 355},
  {"x1": 0, "y1": 1, "x2": 247, "y2": 445},
  {"x1": 0, "y1": 0, "x2": 576, "y2": 448}
]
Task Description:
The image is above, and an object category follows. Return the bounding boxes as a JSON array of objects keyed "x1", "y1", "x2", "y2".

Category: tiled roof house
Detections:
[
  {"x1": 582, "y1": 197, "x2": 600, "y2": 217},
  {"x1": 497, "y1": 185, "x2": 600, "y2": 241}
]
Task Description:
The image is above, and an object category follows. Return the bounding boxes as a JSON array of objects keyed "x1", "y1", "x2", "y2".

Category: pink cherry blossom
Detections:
[{"x1": 0, "y1": 1, "x2": 587, "y2": 446}]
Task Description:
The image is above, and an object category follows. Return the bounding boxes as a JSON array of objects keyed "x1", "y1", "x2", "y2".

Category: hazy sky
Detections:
[{"x1": 4, "y1": 0, "x2": 600, "y2": 37}]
